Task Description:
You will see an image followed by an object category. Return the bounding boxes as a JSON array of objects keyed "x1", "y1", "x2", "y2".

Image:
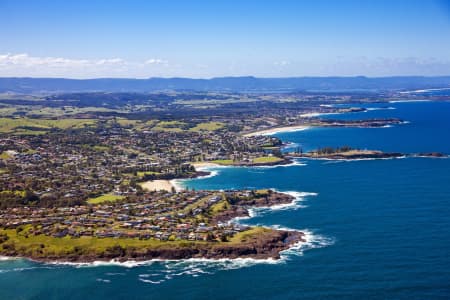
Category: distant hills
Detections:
[{"x1": 1, "y1": 76, "x2": 450, "y2": 93}]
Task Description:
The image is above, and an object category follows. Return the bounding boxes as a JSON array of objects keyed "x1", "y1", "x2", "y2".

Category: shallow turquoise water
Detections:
[{"x1": 1, "y1": 101, "x2": 449, "y2": 300}]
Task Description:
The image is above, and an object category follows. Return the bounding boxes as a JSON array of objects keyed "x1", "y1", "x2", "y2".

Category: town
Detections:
[{"x1": 0, "y1": 89, "x2": 442, "y2": 261}]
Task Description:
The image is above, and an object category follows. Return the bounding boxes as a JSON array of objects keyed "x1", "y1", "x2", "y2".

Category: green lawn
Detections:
[
  {"x1": 92, "y1": 145, "x2": 111, "y2": 152},
  {"x1": 87, "y1": 193, "x2": 125, "y2": 204},
  {"x1": 228, "y1": 227, "x2": 272, "y2": 244},
  {"x1": 0, "y1": 190, "x2": 25, "y2": 197},
  {"x1": 136, "y1": 171, "x2": 161, "y2": 177},
  {"x1": 0, "y1": 152, "x2": 11, "y2": 160},
  {"x1": 211, "y1": 156, "x2": 283, "y2": 165},
  {"x1": 189, "y1": 122, "x2": 224, "y2": 132},
  {"x1": 211, "y1": 159, "x2": 234, "y2": 165},
  {"x1": 209, "y1": 200, "x2": 230, "y2": 215},
  {"x1": 255, "y1": 189, "x2": 270, "y2": 196},
  {"x1": 0, "y1": 227, "x2": 201, "y2": 257},
  {"x1": 151, "y1": 120, "x2": 187, "y2": 132},
  {"x1": 0, "y1": 225, "x2": 278, "y2": 258},
  {"x1": 0, "y1": 117, "x2": 97, "y2": 134},
  {"x1": 252, "y1": 156, "x2": 283, "y2": 163}
]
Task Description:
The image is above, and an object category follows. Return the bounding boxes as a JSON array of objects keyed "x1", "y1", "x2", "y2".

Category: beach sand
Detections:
[
  {"x1": 140, "y1": 180, "x2": 175, "y2": 192},
  {"x1": 243, "y1": 125, "x2": 309, "y2": 137},
  {"x1": 190, "y1": 162, "x2": 221, "y2": 168}
]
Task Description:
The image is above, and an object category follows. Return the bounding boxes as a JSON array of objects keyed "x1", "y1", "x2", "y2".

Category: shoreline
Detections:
[
  {"x1": 0, "y1": 190, "x2": 308, "y2": 263},
  {"x1": 190, "y1": 162, "x2": 223, "y2": 169},
  {"x1": 139, "y1": 180, "x2": 176, "y2": 192},
  {"x1": 243, "y1": 125, "x2": 309, "y2": 137},
  {"x1": 4, "y1": 229, "x2": 305, "y2": 264}
]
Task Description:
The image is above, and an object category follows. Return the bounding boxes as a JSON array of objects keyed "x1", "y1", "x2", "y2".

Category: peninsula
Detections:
[
  {"x1": 0, "y1": 189, "x2": 303, "y2": 262},
  {"x1": 287, "y1": 147, "x2": 447, "y2": 160},
  {"x1": 0, "y1": 89, "x2": 446, "y2": 263}
]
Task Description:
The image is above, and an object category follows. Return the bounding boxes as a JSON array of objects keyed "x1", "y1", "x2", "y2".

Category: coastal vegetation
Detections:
[
  {"x1": 0, "y1": 189, "x2": 301, "y2": 261},
  {"x1": 87, "y1": 194, "x2": 125, "y2": 204},
  {"x1": 0, "y1": 89, "x2": 445, "y2": 262},
  {"x1": 0, "y1": 224, "x2": 300, "y2": 261}
]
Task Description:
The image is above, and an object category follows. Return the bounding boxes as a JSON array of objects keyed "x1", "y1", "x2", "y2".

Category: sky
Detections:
[{"x1": 1, "y1": 0, "x2": 450, "y2": 78}]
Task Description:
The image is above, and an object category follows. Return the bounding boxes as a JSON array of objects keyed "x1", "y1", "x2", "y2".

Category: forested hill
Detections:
[{"x1": 1, "y1": 76, "x2": 450, "y2": 93}]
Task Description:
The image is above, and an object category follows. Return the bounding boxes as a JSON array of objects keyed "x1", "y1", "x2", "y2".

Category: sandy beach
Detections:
[
  {"x1": 300, "y1": 112, "x2": 339, "y2": 118},
  {"x1": 190, "y1": 162, "x2": 222, "y2": 168},
  {"x1": 139, "y1": 180, "x2": 175, "y2": 192},
  {"x1": 243, "y1": 125, "x2": 309, "y2": 137}
]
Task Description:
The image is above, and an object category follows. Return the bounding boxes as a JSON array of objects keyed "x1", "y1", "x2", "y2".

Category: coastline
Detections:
[
  {"x1": 139, "y1": 180, "x2": 176, "y2": 192},
  {"x1": 300, "y1": 112, "x2": 337, "y2": 118},
  {"x1": 2, "y1": 229, "x2": 305, "y2": 264},
  {"x1": 243, "y1": 125, "x2": 309, "y2": 137},
  {"x1": 0, "y1": 190, "x2": 308, "y2": 263},
  {"x1": 190, "y1": 162, "x2": 222, "y2": 169}
]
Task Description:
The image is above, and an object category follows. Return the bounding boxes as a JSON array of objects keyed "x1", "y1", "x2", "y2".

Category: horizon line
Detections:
[{"x1": 2, "y1": 75, "x2": 450, "y2": 80}]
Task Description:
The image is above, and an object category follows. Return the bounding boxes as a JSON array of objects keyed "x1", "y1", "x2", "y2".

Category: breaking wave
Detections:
[
  {"x1": 247, "y1": 190, "x2": 317, "y2": 216},
  {"x1": 365, "y1": 106, "x2": 396, "y2": 111},
  {"x1": 389, "y1": 99, "x2": 432, "y2": 103}
]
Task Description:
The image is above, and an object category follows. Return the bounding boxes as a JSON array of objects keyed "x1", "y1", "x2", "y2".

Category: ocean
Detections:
[{"x1": 1, "y1": 100, "x2": 450, "y2": 299}]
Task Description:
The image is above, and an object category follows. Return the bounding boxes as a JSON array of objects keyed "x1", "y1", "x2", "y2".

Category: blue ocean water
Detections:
[{"x1": 1, "y1": 101, "x2": 450, "y2": 300}]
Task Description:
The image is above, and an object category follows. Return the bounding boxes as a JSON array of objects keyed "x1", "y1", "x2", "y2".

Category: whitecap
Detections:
[
  {"x1": 173, "y1": 168, "x2": 220, "y2": 190},
  {"x1": 231, "y1": 190, "x2": 317, "y2": 222},
  {"x1": 399, "y1": 88, "x2": 450, "y2": 94},
  {"x1": 0, "y1": 256, "x2": 17, "y2": 261},
  {"x1": 105, "y1": 272, "x2": 126, "y2": 276},
  {"x1": 389, "y1": 99, "x2": 432, "y2": 103},
  {"x1": 139, "y1": 278, "x2": 165, "y2": 284},
  {"x1": 279, "y1": 229, "x2": 335, "y2": 259},
  {"x1": 365, "y1": 106, "x2": 396, "y2": 111},
  {"x1": 251, "y1": 160, "x2": 306, "y2": 169}
]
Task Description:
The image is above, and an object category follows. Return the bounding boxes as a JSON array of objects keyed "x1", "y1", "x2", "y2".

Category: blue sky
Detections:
[{"x1": 1, "y1": 0, "x2": 450, "y2": 78}]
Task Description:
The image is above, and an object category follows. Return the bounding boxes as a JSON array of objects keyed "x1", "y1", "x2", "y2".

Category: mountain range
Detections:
[{"x1": 1, "y1": 76, "x2": 450, "y2": 93}]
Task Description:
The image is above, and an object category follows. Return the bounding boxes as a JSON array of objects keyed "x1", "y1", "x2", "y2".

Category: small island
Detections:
[
  {"x1": 289, "y1": 146, "x2": 404, "y2": 160},
  {"x1": 288, "y1": 146, "x2": 447, "y2": 160},
  {"x1": 207, "y1": 156, "x2": 292, "y2": 167},
  {"x1": 312, "y1": 118, "x2": 405, "y2": 128}
]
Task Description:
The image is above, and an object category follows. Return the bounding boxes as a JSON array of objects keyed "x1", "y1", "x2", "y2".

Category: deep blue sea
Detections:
[{"x1": 1, "y1": 100, "x2": 450, "y2": 300}]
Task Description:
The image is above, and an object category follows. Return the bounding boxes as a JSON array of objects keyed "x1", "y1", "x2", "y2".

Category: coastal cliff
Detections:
[
  {"x1": 0, "y1": 228, "x2": 304, "y2": 263},
  {"x1": 0, "y1": 191, "x2": 304, "y2": 263}
]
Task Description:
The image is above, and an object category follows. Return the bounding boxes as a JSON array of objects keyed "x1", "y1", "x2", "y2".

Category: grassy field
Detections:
[
  {"x1": 87, "y1": 193, "x2": 125, "y2": 204},
  {"x1": 0, "y1": 190, "x2": 25, "y2": 197},
  {"x1": 228, "y1": 227, "x2": 272, "y2": 244},
  {"x1": 211, "y1": 156, "x2": 283, "y2": 165},
  {"x1": 0, "y1": 117, "x2": 97, "y2": 134},
  {"x1": 211, "y1": 159, "x2": 235, "y2": 165},
  {"x1": 0, "y1": 227, "x2": 201, "y2": 256},
  {"x1": 209, "y1": 200, "x2": 230, "y2": 215},
  {"x1": 252, "y1": 156, "x2": 284, "y2": 163},
  {"x1": 92, "y1": 145, "x2": 111, "y2": 152},
  {"x1": 151, "y1": 120, "x2": 188, "y2": 132},
  {"x1": 189, "y1": 122, "x2": 224, "y2": 132},
  {"x1": 255, "y1": 189, "x2": 270, "y2": 196},
  {"x1": 0, "y1": 152, "x2": 12, "y2": 160},
  {"x1": 0, "y1": 225, "x2": 274, "y2": 258},
  {"x1": 136, "y1": 171, "x2": 161, "y2": 177}
]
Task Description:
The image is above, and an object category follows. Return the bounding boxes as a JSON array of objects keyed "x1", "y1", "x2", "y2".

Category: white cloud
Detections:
[
  {"x1": 144, "y1": 58, "x2": 168, "y2": 65},
  {"x1": 274, "y1": 60, "x2": 291, "y2": 66},
  {"x1": 1, "y1": 53, "x2": 449, "y2": 78},
  {"x1": 0, "y1": 53, "x2": 127, "y2": 68},
  {"x1": 0, "y1": 53, "x2": 173, "y2": 78}
]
